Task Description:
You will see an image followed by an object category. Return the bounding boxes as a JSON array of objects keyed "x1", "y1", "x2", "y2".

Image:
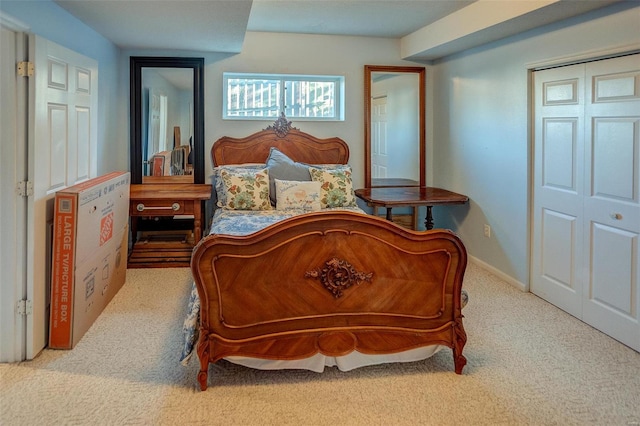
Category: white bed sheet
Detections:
[{"x1": 226, "y1": 346, "x2": 445, "y2": 373}]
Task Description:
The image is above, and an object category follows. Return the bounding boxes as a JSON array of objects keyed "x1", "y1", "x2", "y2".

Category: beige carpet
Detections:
[{"x1": 1, "y1": 263, "x2": 639, "y2": 425}]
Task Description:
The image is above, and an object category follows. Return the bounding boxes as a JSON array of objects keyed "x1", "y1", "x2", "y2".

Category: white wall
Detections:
[
  {"x1": 200, "y1": 31, "x2": 422, "y2": 189},
  {"x1": 430, "y1": 3, "x2": 640, "y2": 286}
]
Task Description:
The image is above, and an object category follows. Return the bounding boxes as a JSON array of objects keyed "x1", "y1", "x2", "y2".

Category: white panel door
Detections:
[
  {"x1": 371, "y1": 95, "x2": 388, "y2": 178},
  {"x1": 582, "y1": 54, "x2": 640, "y2": 351},
  {"x1": 532, "y1": 54, "x2": 640, "y2": 351},
  {"x1": 26, "y1": 35, "x2": 98, "y2": 358},
  {"x1": 532, "y1": 63, "x2": 585, "y2": 318},
  {"x1": 0, "y1": 22, "x2": 28, "y2": 362}
]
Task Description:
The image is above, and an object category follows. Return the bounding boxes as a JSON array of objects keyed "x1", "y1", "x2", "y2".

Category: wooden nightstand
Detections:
[{"x1": 128, "y1": 183, "x2": 211, "y2": 268}]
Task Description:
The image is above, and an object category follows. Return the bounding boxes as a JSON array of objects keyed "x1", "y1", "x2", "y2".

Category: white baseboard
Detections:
[{"x1": 468, "y1": 255, "x2": 528, "y2": 292}]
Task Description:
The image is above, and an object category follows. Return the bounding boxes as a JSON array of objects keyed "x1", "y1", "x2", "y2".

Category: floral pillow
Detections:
[
  {"x1": 212, "y1": 164, "x2": 265, "y2": 208},
  {"x1": 275, "y1": 179, "x2": 322, "y2": 211},
  {"x1": 218, "y1": 167, "x2": 272, "y2": 210},
  {"x1": 308, "y1": 165, "x2": 357, "y2": 208}
]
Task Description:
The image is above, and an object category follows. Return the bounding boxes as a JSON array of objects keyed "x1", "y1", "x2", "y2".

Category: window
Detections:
[{"x1": 223, "y1": 73, "x2": 345, "y2": 121}]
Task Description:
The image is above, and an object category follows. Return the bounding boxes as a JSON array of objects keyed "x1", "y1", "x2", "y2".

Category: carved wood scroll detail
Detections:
[
  {"x1": 305, "y1": 257, "x2": 373, "y2": 298},
  {"x1": 265, "y1": 112, "x2": 298, "y2": 138}
]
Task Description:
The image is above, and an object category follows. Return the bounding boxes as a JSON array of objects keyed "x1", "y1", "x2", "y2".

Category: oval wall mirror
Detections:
[
  {"x1": 364, "y1": 65, "x2": 425, "y2": 188},
  {"x1": 130, "y1": 57, "x2": 204, "y2": 184}
]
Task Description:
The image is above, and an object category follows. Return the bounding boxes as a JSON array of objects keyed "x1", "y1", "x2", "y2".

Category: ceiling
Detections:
[
  {"x1": 54, "y1": 0, "x2": 622, "y2": 61},
  {"x1": 247, "y1": 0, "x2": 473, "y2": 38}
]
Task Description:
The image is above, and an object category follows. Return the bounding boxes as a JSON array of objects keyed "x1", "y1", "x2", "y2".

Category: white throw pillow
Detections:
[{"x1": 275, "y1": 179, "x2": 322, "y2": 211}]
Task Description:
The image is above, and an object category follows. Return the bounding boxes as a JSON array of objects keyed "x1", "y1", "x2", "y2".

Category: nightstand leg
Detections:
[
  {"x1": 194, "y1": 206, "x2": 202, "y2": 242},
  {"x1": 425, "y1": 206, "x2": 434, "y2": 230}
]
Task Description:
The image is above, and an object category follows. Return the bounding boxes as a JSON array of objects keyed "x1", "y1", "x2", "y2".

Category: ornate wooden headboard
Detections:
[{"x1": 211, "y1": 115, "x2": 349, "y2": 166}]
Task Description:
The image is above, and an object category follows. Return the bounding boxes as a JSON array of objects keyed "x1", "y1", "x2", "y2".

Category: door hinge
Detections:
[
  {"x1": 16, "y1": 181, "x2": 33, "y2": 197},
  {"x1": 17, "y1": 300, "x2": 33, "y2": 316},
  {"x1": 17, "y1": 61, "x2": 34, "y2": 77}
]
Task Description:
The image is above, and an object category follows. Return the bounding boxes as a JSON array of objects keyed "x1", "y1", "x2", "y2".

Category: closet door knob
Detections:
[{"x1": 610, "y1": 213, "x2": 623, "y2": 220}]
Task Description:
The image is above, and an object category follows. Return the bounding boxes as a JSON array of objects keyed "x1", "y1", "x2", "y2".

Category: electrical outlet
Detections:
[{"x1": 484, "y1": 224, "x2": 491, "y2": 238}]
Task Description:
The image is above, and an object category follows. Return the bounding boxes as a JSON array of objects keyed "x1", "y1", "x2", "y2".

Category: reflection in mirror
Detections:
[
  {"x1": 364, "y1": 65, "x2": 425, "y2": 188},
  {"x1": 130, "y1": 57, "x2": 204, "y2": 184},
  {"x1": 142, "y1": 68, "x2": 193, "y2": 180}
]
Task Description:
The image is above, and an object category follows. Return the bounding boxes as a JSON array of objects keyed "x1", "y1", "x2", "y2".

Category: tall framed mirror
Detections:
[
  {"x1": 364, "y1": 65, "x2": 425, "y2": 188},
  {"x1": 130, "y1": 57, "x2": 204, "y2": 184}
]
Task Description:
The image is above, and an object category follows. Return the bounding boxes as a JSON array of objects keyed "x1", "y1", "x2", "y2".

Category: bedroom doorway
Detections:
[
  {"x1": 531, "y1": 53, "x2": 640, "y2": 352},
  {"x1": 0, "y1": 21, "x2": 98, "y2": 361}
]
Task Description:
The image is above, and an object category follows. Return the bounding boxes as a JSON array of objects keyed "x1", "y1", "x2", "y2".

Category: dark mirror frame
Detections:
[
  {"x1": 130, "y1": 56, "x2": 205, "y2": 184},
  {"x1": 364, "y1": 65, "x2": 425, "y2": 188}
]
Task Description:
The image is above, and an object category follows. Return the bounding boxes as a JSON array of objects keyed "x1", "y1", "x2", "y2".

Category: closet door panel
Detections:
[
  {"x1": 532, "y1": 64, "x2": 585, "y2": 317},
  {"x1": 583, "y1": 54, "x2": 640, "y2": 351}
]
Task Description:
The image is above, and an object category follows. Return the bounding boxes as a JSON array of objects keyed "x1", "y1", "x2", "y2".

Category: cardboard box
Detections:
[{"x1": 49, "y1": 171, "x2": 130, "y2": 349}]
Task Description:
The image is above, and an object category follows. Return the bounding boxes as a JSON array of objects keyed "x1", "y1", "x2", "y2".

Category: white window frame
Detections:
[{"x1": 223, "y1": 72, "x2": 345, "y2": 121}]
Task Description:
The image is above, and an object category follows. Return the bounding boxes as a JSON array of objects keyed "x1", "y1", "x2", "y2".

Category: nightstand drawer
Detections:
[{"x1": 130, "y1": 199, "x2": 189, "y2": 216}]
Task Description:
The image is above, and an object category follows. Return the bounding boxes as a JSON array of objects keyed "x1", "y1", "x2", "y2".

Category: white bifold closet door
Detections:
[{"x1": 532, "y1": 54, "x2": 640, "y2": 352}]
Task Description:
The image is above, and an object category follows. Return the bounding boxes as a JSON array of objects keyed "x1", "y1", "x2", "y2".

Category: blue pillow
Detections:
[{"x1": 265, "y1": 147, "x2": 311, "y2": 205}]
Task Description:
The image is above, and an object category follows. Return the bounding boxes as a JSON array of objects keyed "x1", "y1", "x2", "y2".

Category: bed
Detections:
[{"x1": 187, "y1": 118, "x2": 468, "y2": 391}]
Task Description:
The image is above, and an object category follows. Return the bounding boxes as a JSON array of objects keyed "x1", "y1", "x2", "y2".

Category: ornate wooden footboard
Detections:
[{"x1": 190, "y1": 211, "x2": 467, "y2": 390}]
